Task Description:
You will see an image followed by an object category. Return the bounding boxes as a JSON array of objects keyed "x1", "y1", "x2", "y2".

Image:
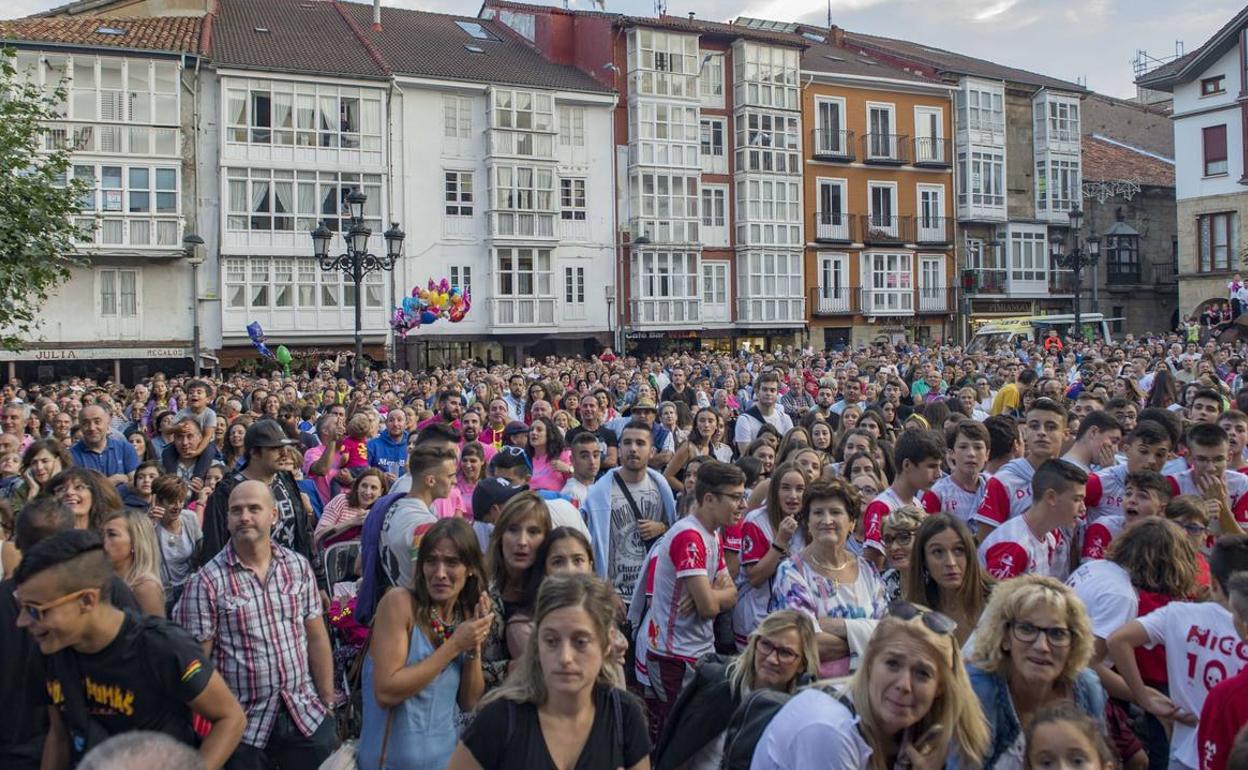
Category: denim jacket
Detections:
[{"x1": 953, "y1": 663, "x2": 1106, "y2": 770}]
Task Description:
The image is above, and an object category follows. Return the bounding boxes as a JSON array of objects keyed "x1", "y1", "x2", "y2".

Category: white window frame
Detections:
[
  {"x1": 700, "y1": 117, "x2": 727, "y2": 173},
  {"x1": 817, "y1": 252, "x2": 849, "y2": 300},
  {"x1": 814, "y1": 177, "x2": 848, "y2": 240},
  {"x1": 701, "y1": 261, "x2": 728, "y2": 304},
  {"x1": 628, "y1": 29, "x2": 699, "y2": 99},
  {"x1": 637, "y1": 251, "x2": 699, "y2": 300},
  {"x1": 629, "y1": 171, "x2": 700, "y2": 243},
  {"x1": 560, "y1": 178, "x2": 587, "y2": 220},
  {"x1": 227, "y1": 168, "x2": 382, "y2": 236},
  {"x1": 226, "y1": 80, "x2": 381, "y2": 150},
  {"x1": 444, "y1": 94, "x2": 472, "y2": 139},
  {"x1": 449, "y1": 265, "x2": 472, "y2": 296},
  {"x1": 732, "y1": 42, "x2": 799, "y2": 110},
  {"x1": 961, "y1": 84, "x2": 1005, "y2": 134},
  {"x1": 867, "y1": 181, "x2": 898, "y2": 231},
  {"x1": 863, "y1": 252, "x2": 914, "y2": 314},
  {"x1": 1008, "y1": 225, "x2": 1048, "y2": 284},
  {"x1": 918, "y1": 254, "x2": 947, "y2": 310},
  {"x1": 559, "y1": 105, "x2": 585, "y2": 147},
  {"x1": 698, "y1": 52, "x2": 725, "y2": 108},
  {"x1": 632, "y1": 100, "x2": 700, "y2": 168},
  {"x1": 1036, "y1": 155, "x2": 1080, "y2": 215},
  {"x1": 98, "y1": 268, "x2": 139, "y2": 317},
  {"x1": 913, "y1": 105, "x2": 943, "y2": 163},
  {"x1": 736, "y1": 177, "x2": 801, "y2": 246},
  {"x1": 866, "y1": 102, "x2": 896, "y2": 159},
  {"x1": 735, "y1": 110, "x2": 801, "y2": 173},
  {"x1": 564, "y1": 265, "x2": 586, "y2": 304},
  {"x1": 814, "y1": 96, "x2": 847, "y2": 155},
  {"x1": 444, "y1": 170, "x2": 474, "y2": 217},
  {"x1": 74, "y1": 162, "x2": 180, "y2": 248},
  {"x1": 959, "y1": 148, "x2": 1005, "y2": 209},
  {"x1": 917, "y1": 184, "x2": 945, "y2": 241},
  {"x1": 222, "y1": 256, "x2": 382, "y2": 311},
  {"x1": 496, "y1": 247, "x2": 554, "y2": 297},
  {"x1": 701, "y1": 183, "x2": 729, "y2": 247}
]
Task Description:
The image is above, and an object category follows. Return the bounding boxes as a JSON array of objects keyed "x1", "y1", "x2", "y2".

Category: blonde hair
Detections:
[
  {"x1": 882, "y1": 505, "x2": 925, "y2": 535},
  {"x1": 970, "y1": 574, "x2": 1094, "y2": 685},
  {"x1": 101, "y1": 508, "x2": 163, "y2": 596},
  {"x1": 483, "y1": 573, "x2": 621, "y2": 706},
  {"x1": 726, "y1": 609, "x2": 818, "y2": 698},
  {"x1": 849, "y1": 616, "x2": 989, "y2": 770}
]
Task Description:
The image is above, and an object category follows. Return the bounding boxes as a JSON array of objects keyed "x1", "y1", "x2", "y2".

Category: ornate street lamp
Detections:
[
  {"x1": 1049, "y1": 206, "x2": 1101, "y2": 341},
  {"x1": 311, "y1": 193, "x2": 405, "y2": 380}
]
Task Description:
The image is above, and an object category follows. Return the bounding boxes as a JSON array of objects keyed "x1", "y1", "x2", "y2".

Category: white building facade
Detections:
[
  {"x1": 1138, "y1": 14, "x2": 1248, "y2": 315},
  {"x1": 2, "y1": 28, "x2": 203, "y2": 383}
]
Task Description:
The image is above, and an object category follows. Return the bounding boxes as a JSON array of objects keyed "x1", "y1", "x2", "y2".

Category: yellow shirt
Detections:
[{"x1": 991, "y1": 383, "x2": 1020, "y2": 416}]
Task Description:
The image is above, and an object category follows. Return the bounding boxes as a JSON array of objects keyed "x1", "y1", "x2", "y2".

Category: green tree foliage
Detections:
[{"x1": 0, "y1": 47, "x2": 91, "y2": 350}]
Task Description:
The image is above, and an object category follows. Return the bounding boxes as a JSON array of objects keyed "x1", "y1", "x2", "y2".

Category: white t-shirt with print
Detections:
[
  {"x1": 978, "y1": 514, "x2": 1059, "y2": 581},
  {"x1": 646, "y1": 515, "x2": 726, "y2": 662},
  {"x1": 1137, "y1": 601, "x2": 1248, "y2": 769},
  {"x1": 930, "y1": 473, "x2": 988, "y2": 525}
]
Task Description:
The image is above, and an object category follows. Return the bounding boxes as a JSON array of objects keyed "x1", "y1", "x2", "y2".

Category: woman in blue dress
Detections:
[{"x1": 357, "y1": 518, "x2": 494, "y2": 770}]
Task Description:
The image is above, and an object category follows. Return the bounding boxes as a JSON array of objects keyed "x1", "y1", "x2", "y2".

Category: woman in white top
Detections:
[{"x1": 751, "y1": 607, "x2": 990, "y2": 770}]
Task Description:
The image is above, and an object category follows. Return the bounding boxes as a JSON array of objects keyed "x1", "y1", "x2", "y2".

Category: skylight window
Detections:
[
  {"x1": 456, "y1": 21, "x2": 493, "y2": 40},
  {"x1": 465, "y1": 45, "x2": 485, "y2": 54},
  {"x1": 95, "y1": 26, "x2": 126, "y2": 36},
  {"x1": 802, "y1": 32, "x2": 824, "y2": 42},
  {"x1": 254, "y1": 27, "x2": 271, "y2": 34},
  {"x1": 823, "y1": 54, "x2": 845, "y2": 62}
]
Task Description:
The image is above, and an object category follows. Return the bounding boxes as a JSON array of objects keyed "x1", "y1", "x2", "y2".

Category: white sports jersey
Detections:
[
  {"x1": 978, "y1": 514, "x2": 1060, "y2": 581},
  {"x1": 930, "y1": 474, "x2": 988, "y2": 524},
  {"x1": 646, "y1": 516, "x2": 726, "y2": 662},
  {"x1": 975, "y1": 458, "x2": 1037, "y2": 528},
  {"x1": 1085, "y1": 463, "x2": 1128, "y2": 523},
  {"x1": 1167, "y1": 469, "x2": 1248, "y2": 525},
  {"x1": 863, "y1": 488, "x2": 932, "y2": 551},
  {"x1": 1080, "y1": 514, "x2": 1124, "y2": 562}
]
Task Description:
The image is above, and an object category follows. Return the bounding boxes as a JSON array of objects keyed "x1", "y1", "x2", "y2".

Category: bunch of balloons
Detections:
[
  {"x1": 246, "y1": 321, "x2": 293, "y2": 374},
  {"x1": 391, "y1": 278, "x2": 472, "y2": 336}
]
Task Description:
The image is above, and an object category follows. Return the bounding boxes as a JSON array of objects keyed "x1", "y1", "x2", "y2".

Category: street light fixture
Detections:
[
  {"x1": 182, "y1": 232, "x2": 205, "y2": 375},
  {"x1": 310, "y1": 193, "x2": 405, "y2": 381},
  {"x1": 1049, "y1": 206, "x2": 1101, "y2": 341},
  {"x1": 604, "y1": 284, "x2": 616, "y2": 351}
]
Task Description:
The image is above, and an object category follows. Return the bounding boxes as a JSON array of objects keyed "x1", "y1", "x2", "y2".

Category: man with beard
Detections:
[
  {"x1": 581, "y1": 421, "x2": 676, "y2": 601},
  {"x1": 417, "y1": 390, "x2": 462, "y2": 431},
  {"x1": 503, "y1": 374, "x2": 526, "y2": 421},
  {"x1": 567, "y1": 397, "x2": 618, "y2": 471},
  {"x1": 458, "y1": 410, "x2": 495, "y2": 462}
]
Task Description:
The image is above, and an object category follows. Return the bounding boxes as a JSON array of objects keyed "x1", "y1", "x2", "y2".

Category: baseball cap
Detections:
[
  {"x1": 502, "y1": 421, "x2": 530, "y2": 437},
  {"x1": 244, "y1": 419, "x2": 297, "y2": 452},
  {"x1": 472, "y1": 477, "x2": 528, "y2": 522}
]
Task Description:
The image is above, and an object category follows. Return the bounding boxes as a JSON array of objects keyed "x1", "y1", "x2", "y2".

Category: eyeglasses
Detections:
[
  {"x1": 16, "y1": 588, "x2": 98, "y2": 622},
  {"x1": 1177, "y1": 521, "x2": 1210, "y2": 537},
  {"x1": 715, "y1": 490, "x2": 750, "y2": 504},
  {"x1": 888, "y1": 601, "x2": 957, "y2": 636},
  {"x1": 1010, "y1": 620, "x2": 1074, "y2": 648},
  {"x1": 881, "y1": 531, "x2": 915, "y2": 549},
  {"x1": 755, "y1": 636, "x2": 801, "y2": 665}
]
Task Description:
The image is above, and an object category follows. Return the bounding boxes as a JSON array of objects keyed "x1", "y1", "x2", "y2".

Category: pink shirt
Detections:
[
  {"x1": 529, "y1": 449, "x2": 571, "y2": 492},
  {"x1": 432, "y1": 486, "x2": 468, "y2": 520}
]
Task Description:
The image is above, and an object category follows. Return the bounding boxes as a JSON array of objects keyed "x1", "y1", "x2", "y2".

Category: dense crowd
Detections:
[{"x1": 2, "y1": 334, "x2": 1248, "y2": 770}]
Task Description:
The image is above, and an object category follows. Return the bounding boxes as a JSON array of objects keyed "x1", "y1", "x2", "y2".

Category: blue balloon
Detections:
[
  {"x1": 420, "y1": 310, "x2": 438, "y2": 325},
  {"x1": 402, "y1": 297, "x2": 417, "y2": 313}
]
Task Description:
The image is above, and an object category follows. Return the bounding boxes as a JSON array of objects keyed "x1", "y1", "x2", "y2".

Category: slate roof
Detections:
[
  {"x1": 210, "y1": 0, "x2": 386, "y2": 79},
  {"x1": 0, "y1": 15, "x2": 201, "y2": 52},
  {"x1": 1082, "y1": 134, "x2": 1174, "y2": 188},
  {"x1": 802, "y1": 39, "x2": 938, "y2": 84},
  {"x1": 337, "y1": 2, "x2": 609, "y2": 92},
  {"x1": 842, "y1": 29, "x2": 1087, "y2": 93},
  {"x1": 1135, "y1": 4, "x2": 1248, "y2": 88}
]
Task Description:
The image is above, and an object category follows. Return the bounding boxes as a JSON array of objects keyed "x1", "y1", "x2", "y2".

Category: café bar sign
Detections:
[{"x1": 0, "y1": 347, "x2": 191, "y2": 362}]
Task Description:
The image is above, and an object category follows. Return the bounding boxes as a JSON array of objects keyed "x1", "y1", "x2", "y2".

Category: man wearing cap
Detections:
[
  {"x1": 470, "y1": 477, "x2": 528, "y2": 553},
  {"x1": 197, "y1": 419, "x2": 316, "y2": 574},
  {"x1": 502, "y1": 421, "x2": 530, "y2": 446}
]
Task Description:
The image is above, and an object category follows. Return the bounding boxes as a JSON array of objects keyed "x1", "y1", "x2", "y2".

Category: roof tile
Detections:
[
  {"x1": 0, "y1": 16, "x2": 201, "y2": 53},
  {"x1": 1082, "y1": 135, "x2": 1174, "y2": 188},
  {"x1": 211, "y1": 0, "x2": 386, "y2": 79}
]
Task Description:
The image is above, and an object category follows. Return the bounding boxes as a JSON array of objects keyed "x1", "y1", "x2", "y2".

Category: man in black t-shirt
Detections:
[
  {"x1": 660, "y1": 367, "x2": 698, "y2": 410},
  {"x1": 567, "y1": 397, "x2": 618, "y2": 472},
  {"x1": 15, "y1": 530, "x2": 246, "y2": 770}
]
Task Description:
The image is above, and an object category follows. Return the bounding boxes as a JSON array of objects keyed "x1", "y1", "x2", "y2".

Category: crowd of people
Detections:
[{"x1": 1, "y1": 333, "x2": 1248, "y2": 770}]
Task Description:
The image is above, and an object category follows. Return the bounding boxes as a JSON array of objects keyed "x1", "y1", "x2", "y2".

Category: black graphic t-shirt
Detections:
[{"x1": 43, "y1": 611, "x2": 214, "y2": 759}]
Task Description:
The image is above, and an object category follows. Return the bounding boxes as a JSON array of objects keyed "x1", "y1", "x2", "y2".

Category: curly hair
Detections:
[
  {"x1": 1107, "y1": 517, "x2": 1198, "y2": 596},
  {"x1": 970, "y1": 574, "x2": 1094, "y2": 685}
]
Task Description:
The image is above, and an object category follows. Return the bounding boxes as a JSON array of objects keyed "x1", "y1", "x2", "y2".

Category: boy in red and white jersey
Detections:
[
  {"x1": 1217, "y1": 409, "x2": 1248, "y2": 474},
  {"x1": 1167, "y1": 423, "x2": 1248, "y2": 527},
  {"x1": 862, "y1": 429, "x2": 943, "y2": 569},
  {"x1": 930, "y1": 420, "x2": 989, "y2": 525},
  {"x1": 979, "y1": 459, "x2": 1087, "y2": 581},
  {"x1": 1060, "y1": 410, "x2": 1123, "y2": 473},
  {"x1": 644, "y1": 461, "x2": 744, "y2": 738},
  {"x1": 1080, "y1": 470, "x2": 1171, "y2": 562},
  {"x1": 975, "y1": 398, "x2": 1067, "y2": 537},
  {"x1": 1084, "y1": 420, "x2": 1172, "y2": 523}
]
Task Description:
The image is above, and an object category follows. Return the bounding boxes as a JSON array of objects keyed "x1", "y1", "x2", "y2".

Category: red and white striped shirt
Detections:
[{"x1": 975, "y1": 458, "x2": 1038, "y2": 529}]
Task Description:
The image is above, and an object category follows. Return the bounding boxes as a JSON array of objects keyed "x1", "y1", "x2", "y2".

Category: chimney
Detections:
[
  {"x1": 372, "y1": 0, "x2": 382, "y2": 31},
  {"x1": 830, "y1": 24, "x2": 844, "y2": 46},
  {"x1": 687, "y1": 11, "x2": 695, "y2": 20}
]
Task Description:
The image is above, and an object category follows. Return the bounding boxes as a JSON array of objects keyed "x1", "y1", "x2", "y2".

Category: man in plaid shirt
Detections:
[{"x1": 176, "y1": 480, "x2": 337, "y2": 769}]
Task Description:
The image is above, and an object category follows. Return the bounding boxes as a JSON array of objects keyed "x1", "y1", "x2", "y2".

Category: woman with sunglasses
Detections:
[
  {"x1": 879, "y1": 506, "x2": 924, "y2": 605},
  {"x1": 751, "y1": 606, "x2": 989, "y2": 770},
  {"x1": 652, "y1": 609, "x2": 818, "y2": 770},
  {"x1": 958, "y1": 574, "x2": 1104, "y2": 770}
]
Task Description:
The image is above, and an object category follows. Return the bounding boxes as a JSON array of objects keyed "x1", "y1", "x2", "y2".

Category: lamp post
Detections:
[
  {"x1": 1048, "y1": 206, "x2": 1101, "y2": 343},
  {"x1": 604, "y1": 284, "x2": 616, "y2": 352},
  {"x1": 311, "y1": 191, "x2": 405, "y2": 381},
  {"x1": 182, "y1": 232, "x2": 204, "y2": 375}
]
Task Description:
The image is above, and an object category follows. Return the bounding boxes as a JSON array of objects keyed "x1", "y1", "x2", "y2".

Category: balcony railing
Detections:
[
  {"x1": 859, "y1": 214, "x2": 912, "y2": 244},
  {"x1": 810, "y1": 285, "x2": 858, "y2": 315},
  {"x1": 962, "y1": 268, "x2": 1008, "y2": 296},
  {"x1": 862, "y1": 133, "x2": 909, "y2": 164},
  {"x1": 813, "y1": 210, "x2": 855, "y2": 242},
  {"x1": 913, "y1": 137, "x2": 951, "y2": 167},
  {"x1": 1106, "y1": 261, "x2": 1181, "y2": 286},
  {"x1": 915, "y1": 216, "x2": 952, "y2": 245},
  {"x1": 918, "y1": 285, "x2": 954, "y2": 313},
  {"x1": 811, "y1": 128, "x2": 855, "y2": 161},
  {"x1": 1153, "y1": 261, "x2": 1178, "y2": 284},
  {"x1": 630, "y1": 298, "x2": 699, "y2": 325},
  {"x1": 737, "y1": 296, "x2": 806, "y2": 324}
]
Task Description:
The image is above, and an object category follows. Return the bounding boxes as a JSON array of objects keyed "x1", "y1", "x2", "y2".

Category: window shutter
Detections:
[{"x1": 1204, "y1": 125, "x2": 1228, "y2": 164}]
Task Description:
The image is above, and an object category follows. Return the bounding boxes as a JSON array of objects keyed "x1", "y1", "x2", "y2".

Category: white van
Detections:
[{"x1": 967, "y1": 313, "x2": 1115, "y2": 354}]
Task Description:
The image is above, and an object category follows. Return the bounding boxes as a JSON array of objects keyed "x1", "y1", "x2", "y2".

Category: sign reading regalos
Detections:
[{"x1": 0, "y1": 347, "x2": 191, "y2": 362}]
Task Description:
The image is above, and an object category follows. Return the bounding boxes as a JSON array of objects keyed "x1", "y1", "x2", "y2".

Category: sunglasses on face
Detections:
[
  {"x1": 16, "y1": 588, "x2": 99, "y2": 622},
  {"x1": 888, "y1": 601, "x2": 957, "y2": 636}
]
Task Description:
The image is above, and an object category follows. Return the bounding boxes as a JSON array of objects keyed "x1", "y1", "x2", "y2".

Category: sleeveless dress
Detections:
[{"x1": 357, "y1": 625, "x2": 462, "y2": 770}]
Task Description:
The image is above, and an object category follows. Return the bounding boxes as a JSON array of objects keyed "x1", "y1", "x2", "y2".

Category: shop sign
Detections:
[{"x1": 0, "y1": 346, "x2": 190, "y2": 362}]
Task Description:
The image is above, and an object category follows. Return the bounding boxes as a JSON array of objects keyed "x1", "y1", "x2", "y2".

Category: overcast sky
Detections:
[{"x1": 7, "y1": 0, "x2": 1240, "y2": 97}]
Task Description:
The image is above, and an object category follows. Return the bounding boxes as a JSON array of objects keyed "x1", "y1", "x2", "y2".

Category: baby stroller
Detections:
[{"x1": 323, "y1": 540, "x2": 366, "y2": 740}]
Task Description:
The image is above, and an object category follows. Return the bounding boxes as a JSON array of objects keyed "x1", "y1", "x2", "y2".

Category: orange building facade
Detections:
[{"x1": 801, "y1": 42, "x2": 957, "y2": 348}]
